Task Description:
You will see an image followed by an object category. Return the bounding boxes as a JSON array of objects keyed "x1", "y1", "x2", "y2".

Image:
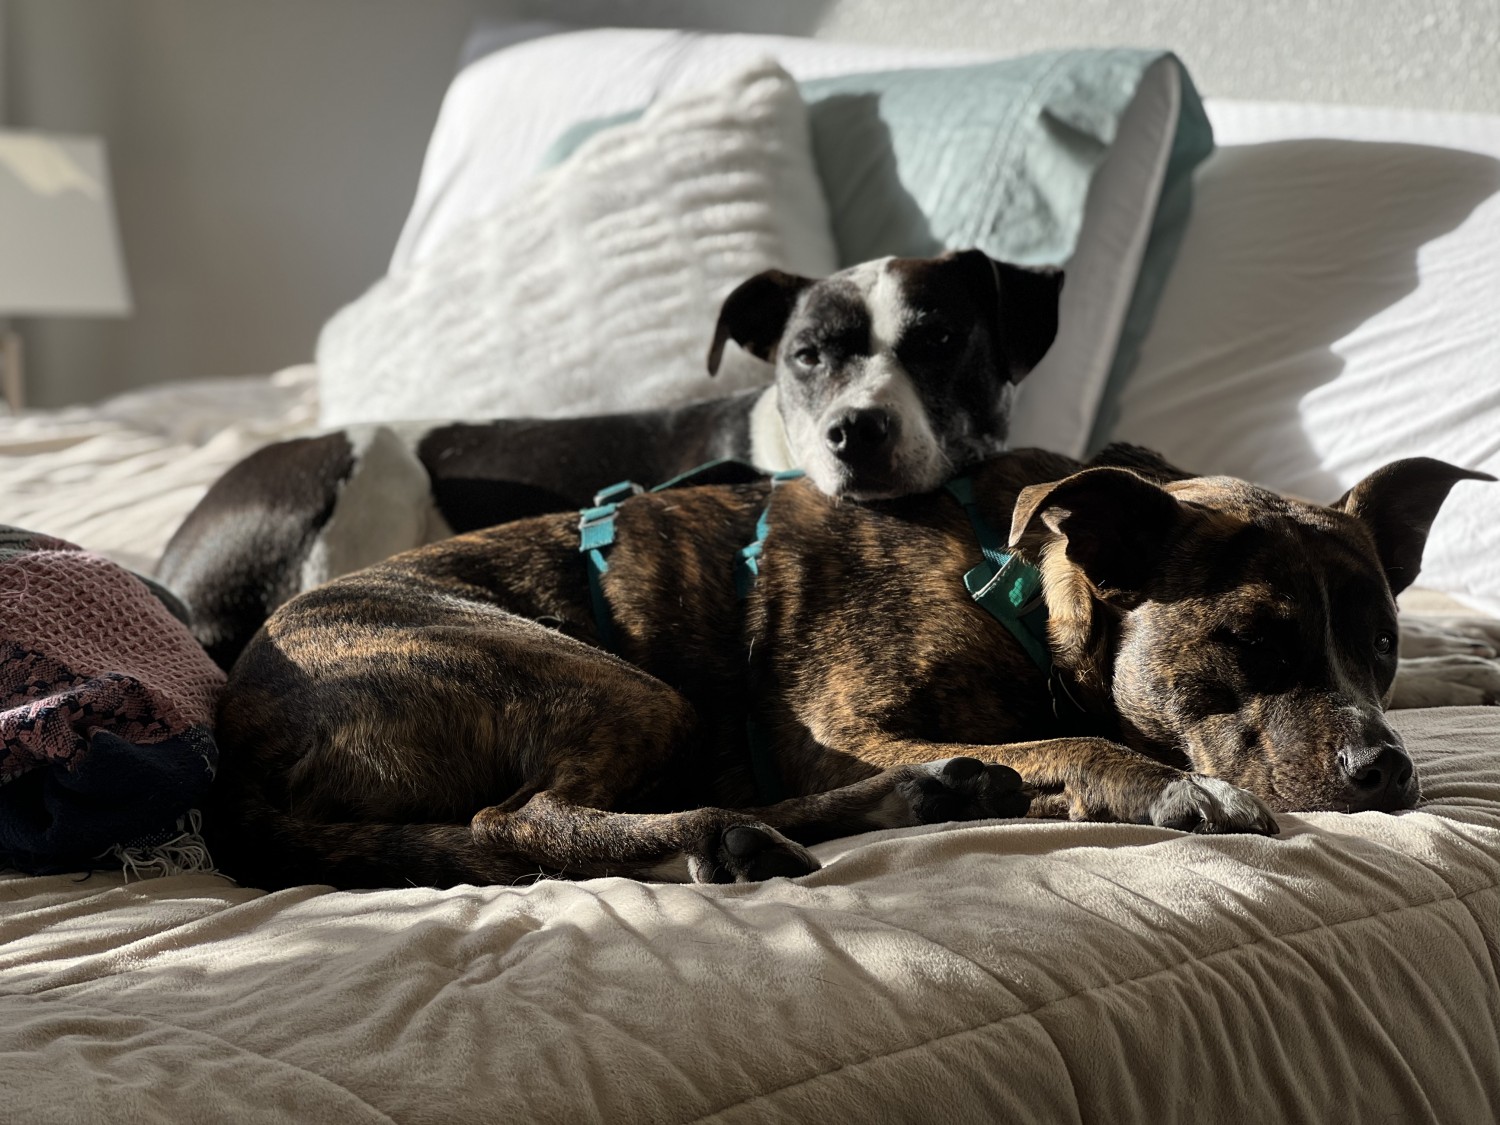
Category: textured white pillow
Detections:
[
  {"x1": 317, "y1": 60, "x2": 837, "y2": 426},
  {"x1": 389, "y1": 29, "x2": 972, "y2": 274},
  {"x1": 1104, "y1": 101, "x2": 1500, "y2": 613}
]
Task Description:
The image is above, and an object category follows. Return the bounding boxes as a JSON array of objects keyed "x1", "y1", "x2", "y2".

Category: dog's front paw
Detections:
[
  {"x1": 1149, "y1": 775, "x2": 1279, "y2": 836},
  {"x1": 690, "y1": 823, "x2": 820, "y2": 884},
  {"x1": 894, "y1": 756, "x2": 1031, "y2": 826},
  {"x1": 1389, "y1": 654, "x2": 1500, "y2": 709}
]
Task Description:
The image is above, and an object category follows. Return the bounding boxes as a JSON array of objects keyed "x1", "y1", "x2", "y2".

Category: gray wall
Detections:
[
  {"x1": 4, "y1": 0, "x2": 499, "y2": 407},
  {"x1": 4, "y1": 0, "x2": 1498, "y2": 407}
]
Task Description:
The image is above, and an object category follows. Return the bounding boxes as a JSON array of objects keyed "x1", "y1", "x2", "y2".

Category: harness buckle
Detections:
[
  {"x1": 578, "y1": 504, "x2": 621, "y2": 554},
  {"x1": 592, "y1": 480, "x2": 643, "y2": 506},
  {"x1": 948, "y1": 474, "x2": 1053, "y2": 675}
]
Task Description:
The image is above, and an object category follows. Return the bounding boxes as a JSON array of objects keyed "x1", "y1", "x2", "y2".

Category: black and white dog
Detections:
[{"x1": 159, "y1": 250, "x2": 1065, "y2": 669}]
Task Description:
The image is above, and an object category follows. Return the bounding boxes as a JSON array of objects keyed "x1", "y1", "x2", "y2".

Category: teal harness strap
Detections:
[
  {"x1": 736, "y1": 470, "x2": 804, "y2": 804},
  {"x1": 575, "y1": 463, "x2": 798, "y2": 806},
  {"x1": 577, "y1": 480, "x2": 642, "y2": 652},
  {"x1": 944, "y1": 476, "x2": 1052, "y2": 673},
  {"x1": 735, "y1": 469, "x2": 804, "y2": 597},
  {"x1": 648, "y1": 458, "x2": 739, "y2": 494},
  {"x1": 579, "y1": 462, "x2": 760, "y2": 650}
]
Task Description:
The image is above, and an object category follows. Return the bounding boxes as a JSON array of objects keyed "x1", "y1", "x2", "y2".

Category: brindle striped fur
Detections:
[{"x1": 208, "y1": 445, "x2": 1488, "y2": 889}]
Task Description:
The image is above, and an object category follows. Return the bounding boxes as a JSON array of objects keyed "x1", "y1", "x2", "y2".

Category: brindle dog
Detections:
[{"x1": 208, "y1": 446, "x2": 1490, "y2": 890}]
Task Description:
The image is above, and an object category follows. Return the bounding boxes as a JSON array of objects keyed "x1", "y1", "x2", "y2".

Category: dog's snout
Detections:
[
  {"x1": 826, "y1": 409, "x2": 893, "y2": 463},
  {"x1": 1340, "y1": 743, "x2": 1417, "y2": 811}
]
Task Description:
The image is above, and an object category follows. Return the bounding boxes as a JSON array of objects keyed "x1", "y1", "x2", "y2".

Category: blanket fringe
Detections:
[{"x1": 101, "y1": 809, "x2": 217, "y2": 882}]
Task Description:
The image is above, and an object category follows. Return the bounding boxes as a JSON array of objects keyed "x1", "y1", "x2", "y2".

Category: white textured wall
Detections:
[
  {"x1": 814, "y1": 0, "x2": 1500, "y2": 114},
  {"x1": 5, "y1": 0, "x2": 1498, "y2": 406},
  {"x1": 521, "y1": 0, "x2": 1500, "y2": 113}
]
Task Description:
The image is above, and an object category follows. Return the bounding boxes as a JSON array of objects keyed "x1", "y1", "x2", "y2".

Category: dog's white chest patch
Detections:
[
  {"x1": 300, "y1": 425, "x2": 447, "y2": 590},
  {"x1": 749, "y1": 386, "x2": 795, "y2": 472}
]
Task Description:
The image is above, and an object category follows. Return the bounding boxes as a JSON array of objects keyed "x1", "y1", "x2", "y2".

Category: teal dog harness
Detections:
[
  {"x1": 576, "y1": 465, "x2": 1054, "y2": 803},
  {"x1": 577, "y1": 460, "x2": 767, "y2": 653}
]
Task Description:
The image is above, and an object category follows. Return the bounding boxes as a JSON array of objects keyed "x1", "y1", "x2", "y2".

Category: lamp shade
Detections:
[{"x1": 0, "y1": 131, "x2": 132, "y2": 316}]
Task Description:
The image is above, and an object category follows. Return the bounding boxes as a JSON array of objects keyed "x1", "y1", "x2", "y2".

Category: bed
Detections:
[{"x1": 3, "y1": 22, "x2": 1499, "y2": 1125}]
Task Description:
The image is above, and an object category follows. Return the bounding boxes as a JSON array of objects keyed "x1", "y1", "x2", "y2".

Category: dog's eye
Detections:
[
  {"x1": 1375, "y1": 631, "x2": 1396, "y2": 657},
  {"x1": 911, "y1": 327, "x2": 953, "y2": 351},
  {"x1": 1224, "y1": 625, "x2": 1281, "y2": 659},
  {"x1": 792, "y1": 346, "x2": 821, "y2": 368}
]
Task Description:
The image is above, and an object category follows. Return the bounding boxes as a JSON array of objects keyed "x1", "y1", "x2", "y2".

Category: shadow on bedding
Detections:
[{"x1": 1110, "y1": 138, "x2": 1500, "y2": 500}]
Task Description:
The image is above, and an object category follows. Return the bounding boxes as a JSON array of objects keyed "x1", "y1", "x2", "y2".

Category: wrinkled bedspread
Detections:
[{"x1": 3, "y1": 706, "x2": 1498, "y2": 1123}]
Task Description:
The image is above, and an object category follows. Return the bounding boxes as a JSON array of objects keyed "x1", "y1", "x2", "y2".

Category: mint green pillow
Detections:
[{"x1": 542, "y1": 50, "x2": 1212, "y2": 456}]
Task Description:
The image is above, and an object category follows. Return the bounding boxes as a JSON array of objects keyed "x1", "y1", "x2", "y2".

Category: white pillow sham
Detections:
[
  {"x1": 1104, "y1": 101, "x2": 1500, "y2": 614},
  {"x1": 316, "y1": 60, "x2": 837, "y2": 426}
]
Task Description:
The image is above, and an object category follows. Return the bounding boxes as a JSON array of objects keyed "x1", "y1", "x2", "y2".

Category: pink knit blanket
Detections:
[{"x1": 1, "y1": 526, "x2": 224, "y2": 873}]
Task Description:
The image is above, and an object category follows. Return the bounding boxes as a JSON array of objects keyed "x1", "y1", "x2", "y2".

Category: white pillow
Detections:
[
  {"x1": 389, "y1": 28, "x2": 975, "y2": 274},
  {"x1": 1104, "y1": 101, "x2": 1500, "y2": 614},
  {"x1": 316, "y1": 60, "x2": 837, "y2": 426}
]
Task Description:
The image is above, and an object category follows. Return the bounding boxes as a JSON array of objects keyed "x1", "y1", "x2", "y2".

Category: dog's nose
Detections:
[
  {"x1": 1340, "y1": 743, "x2": 1417, "y2": 810},
  {"x1": 826, "y1": 409, "x2": 892, "y2": 462}
]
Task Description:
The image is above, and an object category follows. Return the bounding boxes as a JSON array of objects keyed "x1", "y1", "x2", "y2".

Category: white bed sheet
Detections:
[{"x1": 0, "y1": 366, "x2": 317, "y2": 575}]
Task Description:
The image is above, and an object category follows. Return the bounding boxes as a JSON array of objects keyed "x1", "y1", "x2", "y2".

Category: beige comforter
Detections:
[{"x1": 3, "y1": 706, "x2": 1498, "y2": 1123}]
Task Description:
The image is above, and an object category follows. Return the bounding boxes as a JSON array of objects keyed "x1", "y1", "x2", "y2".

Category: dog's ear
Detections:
[
  {"x1": 994, "y1": 259, "x2": 1064, "y2": 383},
  {"x1": 1009, "y1": 467, "x2": 1185, "y2": 596},
  {"x1": 949, "y1": 250, "x2": 1064, "y2": 384},
  {"x1": 706, "y1": 270, "x2": 813, "y2": 375},
  {"x1": 1087, "y1": 442, "x2": 1198, "y2": 485},
  {"x1": 1333, "y1": 457, "x2": 1494, "y2": 596}
]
